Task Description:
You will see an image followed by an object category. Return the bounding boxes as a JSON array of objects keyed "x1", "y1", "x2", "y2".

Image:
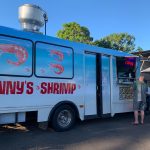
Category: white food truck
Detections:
[{"x1": 0, "y1": 4, "x2": 140, "y2": 131}]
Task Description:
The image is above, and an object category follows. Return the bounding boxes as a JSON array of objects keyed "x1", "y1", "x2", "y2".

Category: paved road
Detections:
[{"x1": 1, "y1": 113, "x2": 150, "y2": 150}]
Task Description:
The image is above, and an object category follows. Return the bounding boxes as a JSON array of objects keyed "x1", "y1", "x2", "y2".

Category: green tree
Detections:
[
  {"x1": 132, "y1": 46, "x2": 143, "y2": 56},
  {"x1": 93, "y1": 33, "x2": 135, "y2": 53},
  {"x1": 136, "y1": 46, "x2": 143, "y2": 52},
  {"x1": 57, "y1": 22, "x2": 93, "y2": 44}
]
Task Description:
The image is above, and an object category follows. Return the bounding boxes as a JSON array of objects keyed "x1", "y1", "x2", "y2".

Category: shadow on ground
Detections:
[{"x1": 0, "y1": 113, "x2": 150, "y2": 150}]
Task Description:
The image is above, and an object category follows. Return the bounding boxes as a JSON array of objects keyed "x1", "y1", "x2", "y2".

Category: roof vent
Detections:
[{"x1": 18, "y1": 4, "x2": 48, "y2": 33}]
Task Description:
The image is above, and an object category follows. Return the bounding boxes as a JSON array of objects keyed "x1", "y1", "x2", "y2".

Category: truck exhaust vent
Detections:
[{"x1": 18, "y1": 4, "x2": 48, "y2": 33}]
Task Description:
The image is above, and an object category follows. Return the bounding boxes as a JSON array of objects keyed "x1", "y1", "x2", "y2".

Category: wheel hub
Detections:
[{"x1": 57, "y1": 110, "x2": 72, "y2": 127}]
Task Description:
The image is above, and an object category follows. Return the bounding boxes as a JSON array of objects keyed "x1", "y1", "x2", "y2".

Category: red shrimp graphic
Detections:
[
  {"x1": 0, "y1": 44, "x2": 28, "y2": 66},
  {"x1": 50, "y1": 63, "x2": 64, "y2": 74},
  {"x1": 50, "y1": 50, "x2": 64, "y2": 61}
]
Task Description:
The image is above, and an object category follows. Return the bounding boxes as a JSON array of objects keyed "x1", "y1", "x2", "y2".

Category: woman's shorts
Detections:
[{"x1": 133, "y1": 101, "x2": 145, "y2": 111}]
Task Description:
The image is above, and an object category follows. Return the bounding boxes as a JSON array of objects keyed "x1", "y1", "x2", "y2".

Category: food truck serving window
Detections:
[
  {"x1": 116, "y1": 57, "x2": 136, "y2": 79},
  {"x1": 35, "y1": 42, "x2": 73, "y2": 79},
  {"x1": 0, "y1": 35, "x2": 33, "y2": 77}
]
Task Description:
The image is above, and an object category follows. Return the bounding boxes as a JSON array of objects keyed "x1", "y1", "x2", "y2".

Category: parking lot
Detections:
[{"x1": 1, "y1": 113, "x2": 150, "y2": 150}]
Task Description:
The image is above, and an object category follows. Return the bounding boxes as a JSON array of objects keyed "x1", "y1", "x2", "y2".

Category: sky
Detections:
[{"x1": 0, "y1": 0, "x2": 150, "y2": 50}]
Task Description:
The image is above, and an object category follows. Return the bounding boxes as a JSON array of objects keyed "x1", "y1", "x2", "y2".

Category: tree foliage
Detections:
[
  {"x1": 57, "y1": 22, "x2": 93, "y2": 44},
  {"x1": 56, "y1": 22, "x2": 143, "y2": 53},
  {"x1": 93, "y1": 33, "x2": 136, "y2": 53},
  {"x1": 136, "y1": 46, "x2": 143, "y2": 52},
  {"x1": 132, "y1": 46, "x2": 143, "y2": 56}
]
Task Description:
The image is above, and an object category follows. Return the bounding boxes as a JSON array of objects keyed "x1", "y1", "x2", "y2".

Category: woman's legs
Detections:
[
  {"x1": 140, "y1": 110, "x2": 144, "y2": 124},
  {"x1": 134, "y1": 110, "x2": 139, "y2": 124}
]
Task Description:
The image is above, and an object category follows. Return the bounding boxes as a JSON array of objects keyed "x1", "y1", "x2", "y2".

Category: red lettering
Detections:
[
  {"x1": 6, "y1": 81, "x2": 16, "y2": 94},
  {"x1": 125, "y1": 61, "x2": 134, "y2": 67},
  {"x1": 47, "y1": 82, "x2": 53, "y2": 94},
  {"x1": 26, "y1": 82, "x2": 33, "y2": 94},
  {"x1": 40, "y1": 82, "x2": 77, "y2": 94},
  {"x1": 60, "y1": 83, "x2": 70, "y2": 94},
  {"x1": 71, "y1": 84, "x2": 76, "y2": 94},
  {"x1": 0, "y1": 81, "x2": 25, "y2": 95},
  {"x1": 16, "y1": 81, "x2": 24, "y2": 94},
  {"x1": 59, "y1": 83, "x2": 63, "y2": 94},
  {"x1": 63, "y1": 83, "x2": 76, "y2": 94},
  {"x1": 40, "y1": 82, "x2": 47, "y2": 94},
  {"x1": 6, "y1": 81, "x2": 11, "y2": 94},
  {"x1": 59, "y1": 83, "x2": 65, "y2": 94},
  {"x1": 53, "y1": 83, "x2": 59, "y2": 94},
  {"x1": 10, "y1": 82, "x2": 16, "y2": 94},
  {"x1": 0, "y1": 81, "x2": 6, "y2": 94},
  {"x1": 0, "y1": 81, "x2": 77, "y2": 95}
]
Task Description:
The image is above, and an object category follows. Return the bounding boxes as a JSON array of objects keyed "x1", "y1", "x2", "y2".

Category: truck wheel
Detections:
[{"x1": 51, "y1": 105, "x2": 76, "y2": 132}]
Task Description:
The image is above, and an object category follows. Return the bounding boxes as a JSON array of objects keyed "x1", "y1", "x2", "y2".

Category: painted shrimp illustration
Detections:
[
  {"x1": 50, "y1": 63, "x2": 64, "y2": 74},
  {"x1": 50, "y1": 50, "x2": 64, "y2": 61},
  {"x1": 50, "y1": 50, "x2": 64, "y2": 74},
  {"x1": 0, "y1": 44, "x2": 28, "y2": 66}
]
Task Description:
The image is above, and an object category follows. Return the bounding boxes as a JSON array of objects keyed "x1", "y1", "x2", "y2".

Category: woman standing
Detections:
[{"x1": 133, "y1": 76, "x2": 147, "y2": 125}]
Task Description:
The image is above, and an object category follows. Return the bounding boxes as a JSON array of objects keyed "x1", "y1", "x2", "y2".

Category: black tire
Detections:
[{"x1": 51, "y1": 105, "x2": 76, "y2": 132}]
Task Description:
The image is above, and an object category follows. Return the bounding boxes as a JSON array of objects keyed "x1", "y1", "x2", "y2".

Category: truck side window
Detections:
[
  {"x1": 35, "y1": 42, "x2": 73, "y2": 79},
  {"x1": 0, "y1": 36, "x2": 32, "y2": 76}
]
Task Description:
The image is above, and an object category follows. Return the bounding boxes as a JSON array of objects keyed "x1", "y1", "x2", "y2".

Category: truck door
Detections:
[
  {"x1": 84, "y1": 53, "x2": 97, "y2": 116},
  {"x1": 84, "y1": 53, "x2": 111, "y2": 117},
  {"x1": 101, "y1": 55, "x2": 111, "y2": 114}
]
